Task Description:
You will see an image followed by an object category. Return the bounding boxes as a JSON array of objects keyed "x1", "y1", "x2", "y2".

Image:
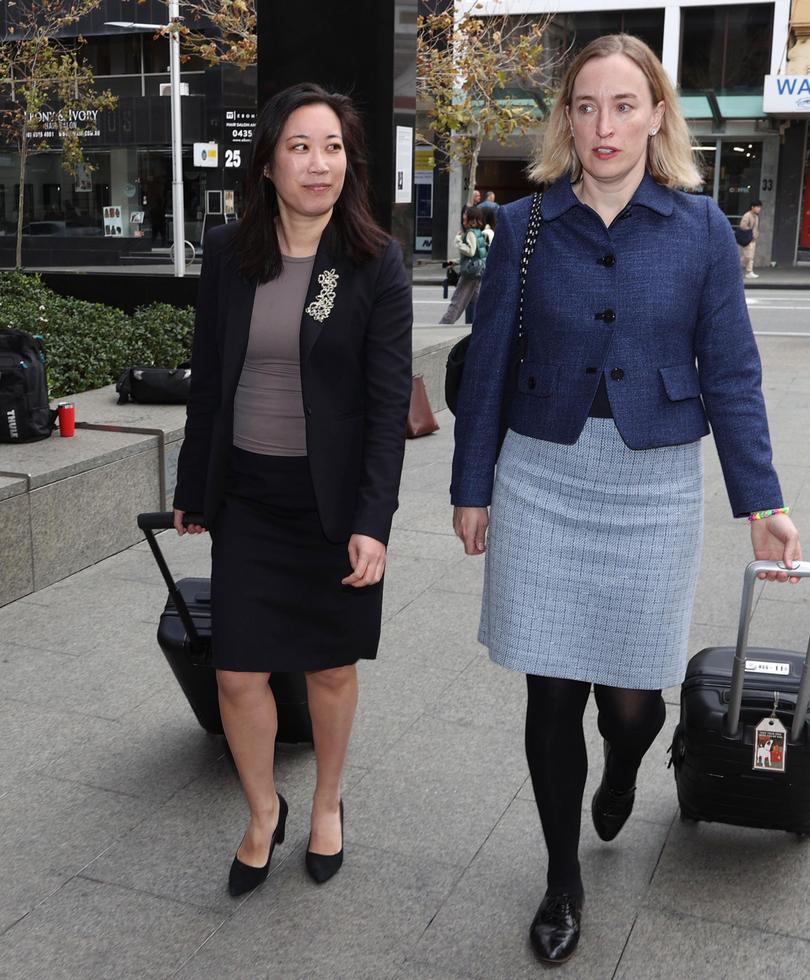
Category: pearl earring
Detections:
[{"x1": 649, "y1": 128, "x2": 658, "y2": 136}]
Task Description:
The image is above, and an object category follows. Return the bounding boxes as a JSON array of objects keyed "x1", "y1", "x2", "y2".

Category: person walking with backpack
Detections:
[{"x1": 440, "y1": 207, "x2": 488, "y2": 324}]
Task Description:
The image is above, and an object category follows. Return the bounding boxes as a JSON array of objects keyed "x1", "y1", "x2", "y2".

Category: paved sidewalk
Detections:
[{"x1": 1, "y1": 335, "x2": 809, "y2": 979}]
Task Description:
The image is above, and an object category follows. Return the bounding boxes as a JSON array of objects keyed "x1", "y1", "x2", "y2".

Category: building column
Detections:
[
  {"x1": 661, "y1": 3, "x2": 681, "y2": 85},
  {"x1": 446, "y1": 158, "x2": 465, "y2": 261},
  {"x1": 757, "y1": 136, "x2": 780, "y2": 267}
]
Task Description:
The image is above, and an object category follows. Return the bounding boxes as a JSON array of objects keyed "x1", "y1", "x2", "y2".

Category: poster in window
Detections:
[{"x1": 103, "y1": 206, "x2": 124, "y2": 237}]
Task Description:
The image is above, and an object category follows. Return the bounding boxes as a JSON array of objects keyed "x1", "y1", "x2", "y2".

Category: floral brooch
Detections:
[{"x1": 305, "y1": 269, "x2": 339, "y2": 322}]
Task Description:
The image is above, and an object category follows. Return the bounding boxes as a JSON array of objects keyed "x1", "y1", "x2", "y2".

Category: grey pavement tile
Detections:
[
  {"x1": 173, "y1": 842, "x2": 461, "y2": 980},
  {"x1": 648, "y1": 819, "x2": 810, "y2": 939},
  {"x1": 381, "y1": 587, "x2": 483, "y2": 673},
  {"x1": 382, "y1": 552, "x2": 456, "y2": 624},
  {"x1": 0, "y1": 698, "x2": 117, "y2": 797},
  {"x1": 615, "y1": 906, "x2": 810, "y2": 980},
  {"x1": 0, "y1": 774, "x2": 154, "y2": 933},
  {"x1": 357, "y1": 644, "x2": 458, "y2": 721},
  {"x1": 343, "y1": 714, "x2": 527, "y2": 868},
  {"x1": 0, "y1": 588, "x2": 160, "y2": 656},
  {"x1": 344, "y1": 694, "x2": 422, "y2": 771},
  {"x1": 36, "y1": 685, "x2": 225, "y2": 804},
  {"x1": 422, "y1": 652, "x2": 526, "y2": 733},
  {"x1": 434, "y1": 555, "x2": 485, "y2": 596},
  {"x1": 392, "y1": 964, "x2": 476, "y2": 980},
  {"x1": 387, "y1": 527, "x2": 462, "y2": 564},
  {"x1": 407, "y1": 797, "x2": 667, "y2": 980},
  {"x1": 391, "y1": 490, "x2": 456, "y2": 537},
  {"x1": 398, "y1": 457, "x2": 455, "y2": 494},
  {"x1": 84, "y1": 751, "x2": 364, "y2": 915},
  {"x1": 0, "y1": 877, "x2": 222, "y2": 980},
  {"x1": 2, "y1": 636, "x2": 168, "y2": 721}
]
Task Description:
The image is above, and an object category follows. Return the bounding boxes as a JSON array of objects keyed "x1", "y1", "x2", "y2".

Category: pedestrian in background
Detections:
[
  {"x1": 451, "y1": 33, "x2": 800, "y2": 966},
  {"x1": 461, "y1": 187, "x2": 482, "y2": 228},
  {"x1": 479, "y1": 189, "x2": 500, "y2": 223},
  {"x1": 173, "y1": 82, "x2": 412, "y2": 898},
  {"x1": 440, "y1": 206, "x2": 489, "y2": 324},
  {"x1": 739, "y1": 199, "x2": 762, "y2": 279}
]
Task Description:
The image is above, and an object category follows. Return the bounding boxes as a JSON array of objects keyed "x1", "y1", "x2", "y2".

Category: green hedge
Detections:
[{"x1": 0, "y1": 272, "x2": 195, "y2": 399}]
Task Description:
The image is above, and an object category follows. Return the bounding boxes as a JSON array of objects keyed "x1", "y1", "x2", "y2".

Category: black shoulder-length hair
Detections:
[{"x1": 235, "y1": 82, "x2": 389, "y2": 283}]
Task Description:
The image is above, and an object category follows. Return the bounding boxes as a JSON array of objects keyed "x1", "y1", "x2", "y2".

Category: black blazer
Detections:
[{"x1": 173, "y1": 221, "x2": 413, "y2": 544}]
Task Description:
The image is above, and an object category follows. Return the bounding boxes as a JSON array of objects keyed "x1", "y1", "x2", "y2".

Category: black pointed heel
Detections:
[
  {"x1": 228, "y1": 793, "x2": 288, "y2": 897},
  {"x1": 305, "y1": 800, "x2": 344, "y2": 884},
  {"x1": 591, "y1": 743, "x2": 636, "y2": 842}
]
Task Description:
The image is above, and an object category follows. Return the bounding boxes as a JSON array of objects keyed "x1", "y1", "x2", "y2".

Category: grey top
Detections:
[{"x1": 233, "y1": 254, "x2": 315, "y2": 456}]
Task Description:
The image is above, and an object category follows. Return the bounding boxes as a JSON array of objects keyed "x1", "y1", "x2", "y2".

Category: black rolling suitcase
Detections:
[
  {"x1": 137, "y1": 512, "x2": 312, "y2": 743},
  {"x1": 671, "y1": 559, "x2": 810, "y2": 834}
]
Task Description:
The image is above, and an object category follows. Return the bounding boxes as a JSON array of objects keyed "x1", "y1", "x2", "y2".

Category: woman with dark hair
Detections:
[
  {"x1": 173, "y1": 83, "x2": 412, "y2": 896},
  {"x1": 439, "y1": 206, "x2": 489, "y2": 324}
]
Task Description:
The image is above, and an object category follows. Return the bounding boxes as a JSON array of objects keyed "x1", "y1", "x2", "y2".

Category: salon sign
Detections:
[
  {"x1": 26, "y1": 108, "x2": 101, "y2": 140},
  {"x1": 763, "y1": 75, "x2": 810, "y2": 115}
]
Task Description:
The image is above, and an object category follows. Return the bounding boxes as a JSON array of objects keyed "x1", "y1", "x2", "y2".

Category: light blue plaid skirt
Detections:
[{"x1": 480, "y1": 421, "x2": 704, "y2": 689}]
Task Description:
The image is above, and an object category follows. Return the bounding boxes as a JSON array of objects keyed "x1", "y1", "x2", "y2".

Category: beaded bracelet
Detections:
[{"x1": 748, "y1": 506, "x2": 791, "y2": 523}]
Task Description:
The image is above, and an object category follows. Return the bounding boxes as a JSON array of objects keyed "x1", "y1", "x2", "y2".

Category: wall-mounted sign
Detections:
[
  {"x1": 27, "y1": 108, "x2": 101, "y2": 140},
  {"x1": 395, "y1": 126, "x2": 413, "y2": 205},
  {"x1": 193, "y1": 142, "x2": 219, "y2": 167},
  {"x1": 224, "y1": 109, "x2": 256, "y2": 145},
  {"x1": 764, "y1": 75, "x2": 810, "y2": 115}
]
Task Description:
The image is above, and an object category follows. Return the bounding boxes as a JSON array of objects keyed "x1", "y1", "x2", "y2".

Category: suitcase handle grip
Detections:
[
  {"x1": 726, "y1": 560, "x2": 810, "y2": 740},
  {"x1": 137, "y1": 511, "x2": 205, "y2": 531}
]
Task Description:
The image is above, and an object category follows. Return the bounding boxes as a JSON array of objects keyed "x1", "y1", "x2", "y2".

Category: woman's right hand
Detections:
[
  {"x1": 453, "y1": 506, "x2": 489, "y2": 556},
  {"x1": 173, "y1": 508, "x2": 207, "y2": 536}
]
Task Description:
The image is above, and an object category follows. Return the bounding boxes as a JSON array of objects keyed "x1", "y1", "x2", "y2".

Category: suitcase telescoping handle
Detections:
[
  {"x1": 137, "y1": 511, "x2": 207, "y2": 657},
  {"x1": 727, "y1": 559, "x2": 810, "y2": 740}
]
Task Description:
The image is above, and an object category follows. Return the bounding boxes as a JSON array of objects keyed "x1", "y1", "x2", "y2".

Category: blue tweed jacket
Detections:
[{"x1": 450, "y1": 172, "x2": 783, "y2": 517}]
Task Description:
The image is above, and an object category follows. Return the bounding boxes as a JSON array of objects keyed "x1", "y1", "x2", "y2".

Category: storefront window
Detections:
[
  {"x1": 680, "y1": 4, "x2": 773, "y2": 95},
  {"x1": 550, "y1": 9, "x2": 665, "y2": 60},
  {"x1": 717, "y1": 141, "x2": 762, "y2": 220},
  {"x1": 80, "y1": 35, "x2": 142, "y2": 76}
]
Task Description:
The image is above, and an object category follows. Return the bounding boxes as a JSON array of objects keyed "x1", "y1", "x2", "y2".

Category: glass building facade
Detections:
[{"x1": 0, "y1": 0, "x2": 256, "y2": 265}]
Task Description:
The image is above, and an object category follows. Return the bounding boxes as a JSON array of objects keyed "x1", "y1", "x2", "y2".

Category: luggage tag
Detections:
[{"x1": 753, "y1": 692, "x2": 787, "y2": 774}]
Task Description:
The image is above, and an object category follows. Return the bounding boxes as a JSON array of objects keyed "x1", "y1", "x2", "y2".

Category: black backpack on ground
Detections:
[{"x1": 0, "y1": 328, "x2": 56, "y2": 442}]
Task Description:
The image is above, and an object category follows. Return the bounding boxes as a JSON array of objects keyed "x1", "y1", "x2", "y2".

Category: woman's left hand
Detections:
[
  {"x1": 750, "y1": 513, "x2": 802, "y2": 584},
  {"x1": 343, "y1": 534, "x2": 386, "y2": 588}
]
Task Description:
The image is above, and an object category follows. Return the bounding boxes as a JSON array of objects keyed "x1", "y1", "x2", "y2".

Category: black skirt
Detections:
[{"x1": 210, "y1": 447, "x2": 383, "y2": 672}]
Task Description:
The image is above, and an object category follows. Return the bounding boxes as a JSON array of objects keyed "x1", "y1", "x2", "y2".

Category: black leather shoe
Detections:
[
  {"x1": 228, "y1": 793, "x2": 288, "y2": 897},
  {"x1": 591, "y1": 747, "x2": 636, "y2": 842},
  {"x1": 306, "y1": 800, "x2": 343, "y2": 884},
  {"x1": 529, "y1": 892, "x2": 583, "y2": 965}
]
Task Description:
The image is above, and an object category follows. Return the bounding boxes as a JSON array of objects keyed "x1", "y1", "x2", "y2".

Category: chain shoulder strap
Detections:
[{"x1": 516, "y1": 191, "x2": 543, "y2": 359}]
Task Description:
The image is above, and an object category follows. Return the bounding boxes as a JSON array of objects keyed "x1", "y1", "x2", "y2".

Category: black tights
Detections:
[{"x1": 524, "y1": 675, "x2": 666, "y2": 898}]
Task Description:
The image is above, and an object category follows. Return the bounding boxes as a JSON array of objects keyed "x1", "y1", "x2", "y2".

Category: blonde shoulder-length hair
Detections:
[{"x1": 529, "y1": 33, "x2": 703, "y2": 190}]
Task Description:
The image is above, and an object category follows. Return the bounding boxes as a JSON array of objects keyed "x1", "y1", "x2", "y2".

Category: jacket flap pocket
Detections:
[
  {"x1": 518, "y1": 363, "x2": 559, "y2": 397},
  {"x1": 660, "y1": 363, "x2": 701, "y2": 401}
]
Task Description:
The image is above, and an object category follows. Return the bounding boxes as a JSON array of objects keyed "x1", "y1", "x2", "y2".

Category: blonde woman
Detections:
[{"x1": 451, "y1": 35, "x2": 800, "y2": 965}]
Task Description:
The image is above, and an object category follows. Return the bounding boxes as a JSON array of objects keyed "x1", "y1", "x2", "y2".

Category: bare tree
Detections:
[
  {"x1": 417, "y1": 1, "x2": 563, "y2": 203},
  {"x1": 0, "y1": 0, "x2": 117, "y2": 268},
  {"x1": 161, "y1": 0, "x2": 257, "y2": 69}
]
